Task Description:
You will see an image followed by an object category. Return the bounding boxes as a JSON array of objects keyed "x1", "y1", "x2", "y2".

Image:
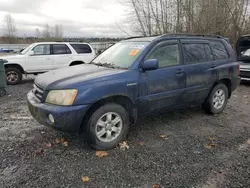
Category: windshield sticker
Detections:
[
  {"x1": 129, "y1": 49, "x2": 140, "y2": 56},
  {"x1": 129, "y1": 45, "x2": 145, "y2": 49}
]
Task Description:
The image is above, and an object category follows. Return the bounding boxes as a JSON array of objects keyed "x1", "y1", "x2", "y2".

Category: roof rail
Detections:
[
  {"x1": 125, "y1": 35, "x2": 159, "y2": 40},
  {"x1": 125, "y1": 36, "x2": 147, "y2": 40},
  {"x1": 161, "y1": 33, "x2": 224, "y2": 39},
  {"x1": 125, "y1": 33, "x2": 226, "y2": 40}
]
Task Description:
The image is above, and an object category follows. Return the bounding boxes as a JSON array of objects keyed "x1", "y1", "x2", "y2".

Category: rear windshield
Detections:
[{"x1": 91, "y1": 41, "x2": 149, "y2": 69}]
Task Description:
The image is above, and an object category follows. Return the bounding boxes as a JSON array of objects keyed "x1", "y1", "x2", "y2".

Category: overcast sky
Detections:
[{"x1": 0, "y1": 0, "x2": 131, "y2": 38}]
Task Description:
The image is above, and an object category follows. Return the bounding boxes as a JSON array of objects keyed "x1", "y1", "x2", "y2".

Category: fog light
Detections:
[{"x1": 48, "y1": 114, "x2": 55, "y2": 124}]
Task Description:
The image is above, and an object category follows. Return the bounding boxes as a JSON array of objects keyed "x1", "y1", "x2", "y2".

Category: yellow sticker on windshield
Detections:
[{"x1": 129, "y1": 49, "x2": 140, "y2": 56}]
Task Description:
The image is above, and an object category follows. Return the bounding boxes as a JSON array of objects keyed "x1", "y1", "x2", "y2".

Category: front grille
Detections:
[{"x1": 32, "y1": 84, "x2": 45, "y2": 102}]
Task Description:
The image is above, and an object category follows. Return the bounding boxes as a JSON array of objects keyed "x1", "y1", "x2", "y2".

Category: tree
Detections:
[
  {"x1": 42, "y1": 24, "x2": 63, "y2": 39},
  {"x1": 35, "y1": 28, "x2": 41, "y2": 38},
  {"x1": 42, "y1": 24, "x2": 51, "y2": 38},
  {"x1": 126, "y1": 0, "x2": 250, "y2": 44},
  {"x1": 3, "y1": 13, "x2": 17, "y2": 43},
  {"x1": 54, "y1": 24, "x2": 63, "y2": 39}
]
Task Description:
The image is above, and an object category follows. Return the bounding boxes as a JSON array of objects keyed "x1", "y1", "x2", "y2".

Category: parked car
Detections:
[
  {"x1": 2, "y1": 42, "x2": 96, "y2": 85},
  {"x1": 27, "y1": 34, "x2": 241, "y2": 150},
  {"x1": 0, "y1": 48, "x2": 14, "y2": 53},
  {"x1": 236, "y1": 35, "x2": 250, "y2": 81}
]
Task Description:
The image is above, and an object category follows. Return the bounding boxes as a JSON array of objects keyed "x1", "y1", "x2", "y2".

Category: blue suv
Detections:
[{"x1": 27, "y1": 34, "x2": 241, "y2": 150}]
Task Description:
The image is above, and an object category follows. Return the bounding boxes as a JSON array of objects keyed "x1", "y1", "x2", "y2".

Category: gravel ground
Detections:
[{"x1": 0, "y1": 78, "x2": 250, "y2": 188}]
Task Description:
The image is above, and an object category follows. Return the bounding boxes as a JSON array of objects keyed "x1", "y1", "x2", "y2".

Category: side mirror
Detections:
[
  {"x1": 27, "y1": 50, "x2": 34, "y2": 56},
  {"x1": 141, "y1": 59, "x2": 159, "y2": 72}
]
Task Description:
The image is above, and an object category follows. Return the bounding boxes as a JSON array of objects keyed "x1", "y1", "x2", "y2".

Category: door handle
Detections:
[
  {"x1": 176, "y1": 69, "x2": 184, "y2": 75},
  {"x1": 211, "y1": 63, "x2": 216, "y2": 68}
]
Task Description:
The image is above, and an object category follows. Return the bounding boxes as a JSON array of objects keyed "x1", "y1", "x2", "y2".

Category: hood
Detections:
[
  {"x1": 35, "y1": 64, "x2": 125, "y2": 90},
  {"x1": 1, "y1": 54, "x2": 24, "y2": 60}
]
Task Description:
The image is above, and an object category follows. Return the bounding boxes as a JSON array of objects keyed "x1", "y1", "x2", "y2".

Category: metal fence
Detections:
[{"x1": 0, "y1": 42, "x2": 115, "y2": 54}]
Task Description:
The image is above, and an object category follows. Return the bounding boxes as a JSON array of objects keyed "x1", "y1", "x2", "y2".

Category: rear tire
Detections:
[
  {"x1": 85, "y1": 103, "x2": 129, "y2": 150},
  {"x1": 5, "y1": 67, "x2": 22, "y2": 85},
  {"x1": 202, "y1": 83, "x2": 228, "y2": 114}
]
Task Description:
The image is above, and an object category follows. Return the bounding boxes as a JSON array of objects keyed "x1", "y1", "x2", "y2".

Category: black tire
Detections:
[
  {"x1": 0, "y1": 89, "x2": 6, "y2": 97},
  {"x1": 85, "y1": 103, "x2": 129, "y2": 150},
  {"x1": 5, "y1": 67, "x2": 22, "y2": 85},
  {"x1": 202, "y1": 83, "x2": 229, "y2": 114}
]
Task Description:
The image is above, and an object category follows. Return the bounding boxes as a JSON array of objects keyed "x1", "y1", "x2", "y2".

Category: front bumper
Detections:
[
  {"x1": 240, "y1": 69, "x2": 250, "y2": 81},
  {"x1": 27, "y1": 91, "x2": 90, "y2": 133}
]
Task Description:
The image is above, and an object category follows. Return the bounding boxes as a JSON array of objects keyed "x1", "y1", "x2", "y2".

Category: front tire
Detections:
[
  {"x1": 202, "y1": 83, "x2": 229, "y2": 114},
  {"x1": 85, "y1": 103, "x2": 129, "y2": 150},
  {"x1": 5, "y1": 67, "x2": 22, "y2": 85}
]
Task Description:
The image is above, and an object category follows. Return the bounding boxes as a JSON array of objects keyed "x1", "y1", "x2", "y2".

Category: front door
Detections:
[
  {"x1": 26, "y1": 44, "x2": 53, "y2": 72},
  {"x1": 138, "y1": 41, "x2": 186, "y2": 115}
]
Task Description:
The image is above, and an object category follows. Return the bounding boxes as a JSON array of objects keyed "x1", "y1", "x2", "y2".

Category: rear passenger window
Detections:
[
  {"x1": 183, "y1": 44, "x2": 207, "y2": 64},
  {"x1": 204, "y1": 44, "x2": 214, "y2": 61},
  {"x1": 210, "y1": 40, "x2": 229, "y2": 60},
  {"x1": 146, "y1": 44, "x2": 180, "y2": 68},
  {"x1": 70, "y1": 44, "x2": 92, "y2": 54},
  {"x1": 52, "y1": 44, "x2": 71, "y2": 55}
]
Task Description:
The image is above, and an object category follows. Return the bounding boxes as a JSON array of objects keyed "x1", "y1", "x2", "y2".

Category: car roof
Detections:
[
  {"x1": 123, "y1": 33, "x2": 227, "y2": 42},
  {"x1": 32, "y1": 42, "x2": 90, "y2": 45}
]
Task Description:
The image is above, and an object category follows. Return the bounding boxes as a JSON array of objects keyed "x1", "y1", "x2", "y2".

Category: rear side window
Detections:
[
  {"x1": 210, "y1": 40, "x2": 229, "y2": 60},
  {"x1": 52, "y1": 44, "x2": 71, "y2": 55},
  {"x1": 183, "y1": 43, "x2": 207, "y2": 64},
  {"x1": 70, "y1": 44, "x2": 92, "y2": 54},
  {"x1": 204, "y1": 44, "x2": 214, "y2": 61}
]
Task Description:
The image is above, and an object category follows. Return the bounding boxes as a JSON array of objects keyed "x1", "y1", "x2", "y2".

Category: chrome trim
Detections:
[{"x1": 241, "y1": 77, "x2": 250, "y2": 81}]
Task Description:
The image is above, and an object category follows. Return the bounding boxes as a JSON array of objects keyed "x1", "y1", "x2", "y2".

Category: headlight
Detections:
[{"x1": 46, "y1": 89, "x2": 78, "y2": 106}]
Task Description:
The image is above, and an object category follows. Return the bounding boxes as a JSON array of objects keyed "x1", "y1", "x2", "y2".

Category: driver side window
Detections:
[
  {"x1": 146, "y1": 43, "x2": 180, "y2": 68},
  {"x1": 32, "y1": 45, "x2": 50, "y2": 55}
]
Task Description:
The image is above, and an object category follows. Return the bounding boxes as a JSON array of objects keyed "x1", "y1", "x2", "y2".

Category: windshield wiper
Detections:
[{"x1": 90, "y1": 62, "x2": 117, "y2": 69}]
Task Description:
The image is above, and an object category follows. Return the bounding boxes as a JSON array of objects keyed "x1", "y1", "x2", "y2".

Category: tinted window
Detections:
[
  {"x1": 210, "y1": 40, "x2": 229, "y2": 60},
  {"x1": 146, "y1": 44, "x2": 180, "y2": 68},
  {"x1": 52, "y1": 44, "x2": 71, "y2": 55},
  {"x1": 71, "y1": 44, "x2": 92, "y2": 54},
  {"x1": 204, "y1": 44, "x2": 214, "y2": 61},
  {"x1": 183, "y1": 43, "x2": 207, "y2": 64},
  {"x1": 32, "y1": 45, "x2": 50, "y2": 55}
]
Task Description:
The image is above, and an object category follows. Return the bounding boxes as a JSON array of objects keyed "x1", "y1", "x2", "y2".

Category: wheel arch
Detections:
[
  {"x1": 4, "y1": 64, "x2": 25, "y2": 74},
  {"x1": 80, "y1": 95, "x2": 137, "y2": 132},
  {"x1": 70, "y1": 61, "x2": 85, "y2": 66},
  {"x1": 216, "y1": 78, "x2": 232, "y2": 98}
]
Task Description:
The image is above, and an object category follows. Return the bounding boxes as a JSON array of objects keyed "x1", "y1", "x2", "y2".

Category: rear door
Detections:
[
  {"x1": 51, "y1": 44, "x2": 72, "y2": 69},
  {"x1": 138, "y1": 40, "x2": 186, "y2": 114},
  {"x1": 181, "y1": 40, "x2": 218, "y2": 103}
]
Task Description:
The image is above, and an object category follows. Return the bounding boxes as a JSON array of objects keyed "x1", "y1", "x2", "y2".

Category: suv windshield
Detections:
[{"x1": 91, "y1": 41, "x2": 149, "y2": 69}]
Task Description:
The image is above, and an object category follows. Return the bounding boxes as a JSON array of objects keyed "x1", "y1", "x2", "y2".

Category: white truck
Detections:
[{"x1": 2, "y1": 42, "x2": 96, "y2": 85}]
